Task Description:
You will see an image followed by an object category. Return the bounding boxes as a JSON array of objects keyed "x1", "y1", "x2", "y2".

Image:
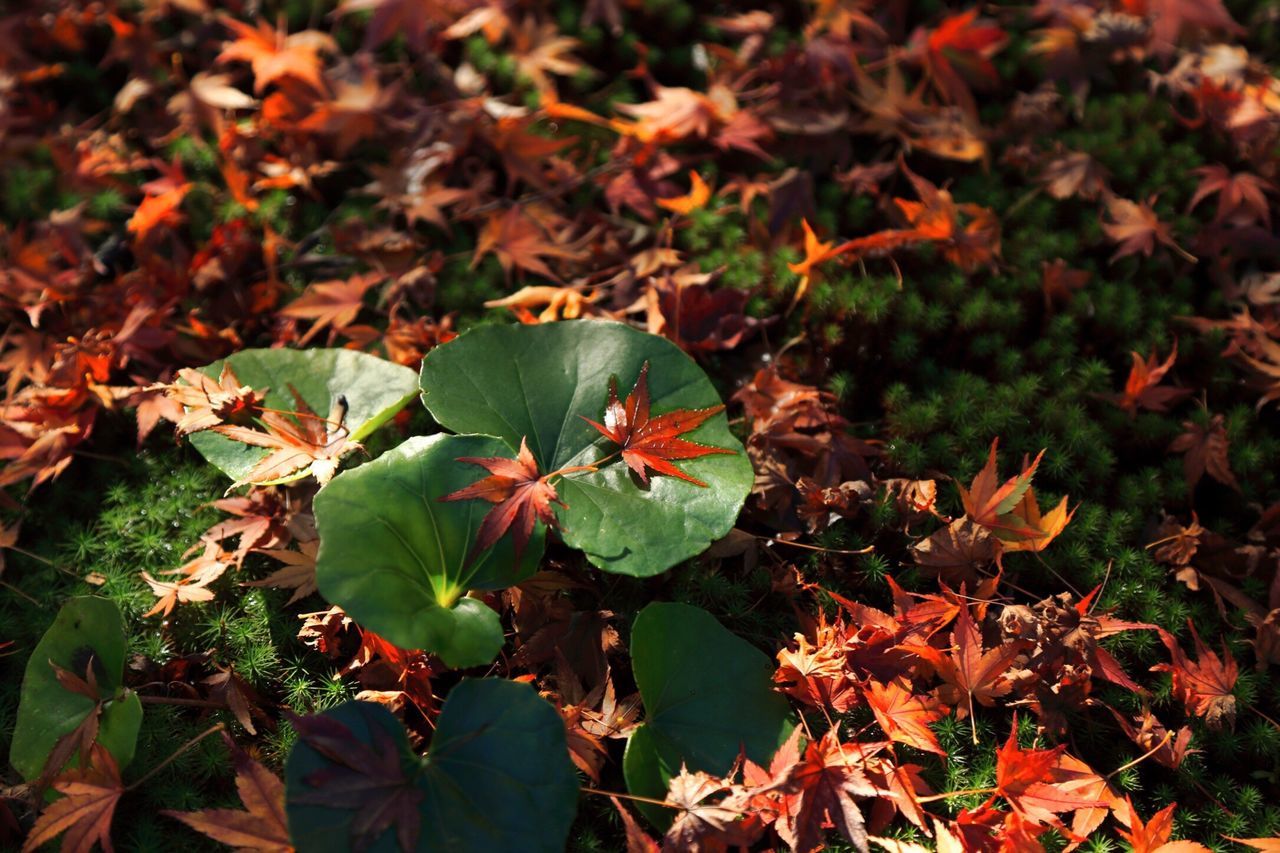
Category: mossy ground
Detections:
[{"x1": 4, "y1": 0, "x2": 1280, "y2": 850}]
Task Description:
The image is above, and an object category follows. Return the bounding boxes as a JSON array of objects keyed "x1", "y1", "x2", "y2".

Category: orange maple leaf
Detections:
[
  {"x1": 1116, "y1": 796, "x2": 1211, "y2": 853},
  {"x1": 127, "y1": 184, "x2": 192, "y2": 241},
  {"x1": 279, "y1": 272, "x2": 383, "y2": 346},
  {"x1": 895, "y1": 165, "x2": 1000, "y2": 270},
  {"x1": 1000, "y1": 487, "x2": 1075, "y2": 554},
  {"x1": 786, "y1": 219, "x2": 841, "y2": 307},
  {"x1": 958, "y1": 438, "x2": 1046, "y2": 541},
  {"x1": 993, "y1": 719, "x2": 1109, "y2": 829},
  {"x1": 217, "y1": 16, "x2": 336, "y2": 94},
  {"x1": 655, "y1": 170, "x2": 712, "y2": 215},
  {"x1": 1108, "y1": 342, "x2": 1192, "y2": 415},
  {"x1": 1153, "y1": 622, "x2": 1239, "y2": 730},
  {"x1": 863, "y1": 677, "x2": 946, "y2": 755}
]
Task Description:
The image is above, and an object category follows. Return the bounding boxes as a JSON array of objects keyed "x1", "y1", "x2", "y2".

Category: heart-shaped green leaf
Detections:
[
  {"x1": 313, "y1": 434, "x2": 543, "y2": 668},
  {"x1": 419, "y1": 321, "x2": 753, "y2": 577},
  {"x1": 9, "y1": 597, "x2": 143, "y2": 781},
  {"x1": 285, "y1": 679, "x2": 579, "y2": 853},
  {"x1": 188, "y1": 348, "x2": 418, "y2": 485},
  {"x1": 624, "y1": 602, "x2": 794, "y2": 826}
]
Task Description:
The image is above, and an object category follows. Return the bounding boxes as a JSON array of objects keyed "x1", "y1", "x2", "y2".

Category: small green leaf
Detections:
[
  {"x1": 419, "y1": 321, "x2": 753, "y2": 577},
  {"x1": 624, "y1": 602, "x2": 794, "y2": 826},
  {"x1": 313, "y1": 434, "x2": 543, "y2": 668},
  {"x1": 285, "y1": 679, "x2": 579, "y2": 853},
  {"x1": 188, "y1": 348, "x2": 418, "y2": 485},
  {"x1": 9, "y1": 597, "x2": 142, "y2": 781}
]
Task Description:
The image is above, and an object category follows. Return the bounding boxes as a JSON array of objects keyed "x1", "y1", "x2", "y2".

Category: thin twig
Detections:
[
  {"x1": 138, "y1": 695, "x2": 230, "y2": 710},
  {"x1": 127, "y1": 722, "x2": 226, "y2": 791},
  {"x1": 1106, "y1": 731, "x2": 1171, "y2": 779},
  {"x1": 581, "y1": 786, "x2": 676, "y2": 809},
  {"x1": 759, "y1": 537, "x2": 874, "y2": 556},
  {"x1": 1, "y1": 579, "x2": 39, "y2": 605},
  {"x1": 1249, "y1": 703, "x2": 1280, "y2": 732}
]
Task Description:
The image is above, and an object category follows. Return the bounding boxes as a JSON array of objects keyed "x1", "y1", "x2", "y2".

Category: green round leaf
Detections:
[
  {"x1": 9, "y1": 597, "x2": 143, "y2": 781},
  {"x1": 285, "y1": 679, "x2": 579, "y2": 853},
  {"x1": 188, "y1": 348, "x2": 418, "y2": 485},
  {"x1": 624, "y1": 602, "x2": 794, "y2": 826},
  {"x1": 419, "y1": 321, "x2": 753, "y2": 577},
  {"x1": 313, "y1": 434, "x2": 543, "y2": 668}
]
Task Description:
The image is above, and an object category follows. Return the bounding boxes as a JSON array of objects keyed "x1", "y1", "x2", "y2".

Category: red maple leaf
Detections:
[
  {"x1": 774, "y1": 618, "x2": 860, "y2": 713},
  {"x1": 581, "y1": 361, "x2": 734, "y2": 487},
  {"x1": 993, "y1": 720, "x2": 1109, "y2": 829},
  {"x1": 440, "y1": 436, "x2": 563, "y2": 565},
  {"x1": 1188, "y1": 164, "x2": 1275, "y2": 229},
  {"x1": 771, "y1": 730, "x2": 877, "y2": 853},
  {"x1": 287, "y1": 709, "x2": 423, "y2": 852},
  {"x1": 911, "y1": 9, "x2": 1008, "y2": 117},
  {"x1": 904, "y1": 605, "x2": 1022, "y2": 742}
]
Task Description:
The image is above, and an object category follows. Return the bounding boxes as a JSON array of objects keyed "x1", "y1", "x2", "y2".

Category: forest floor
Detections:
[{"x1": 4, "y1": 1, "x2": 1280, "y2": 851}]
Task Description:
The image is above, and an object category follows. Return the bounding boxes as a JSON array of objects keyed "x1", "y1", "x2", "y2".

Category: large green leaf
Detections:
[
  {"x1": 285, "y1": 679, "x2": 579, "y2": 852},
  {"x1": 418, "y1": 321, "x2": 753, "y2": 577},
  {"x1": 9, "y1": 597, "x2": 143, "y2": 781},
  {"x1": 188, "y1": 348, "x2": 418, "y2": 485},
  {"x1": 624, "y1": 602, "x2": 794, "y2": 826},
  {"x1": 313, "y1": 434, "x2": 543, "y2": 668}
]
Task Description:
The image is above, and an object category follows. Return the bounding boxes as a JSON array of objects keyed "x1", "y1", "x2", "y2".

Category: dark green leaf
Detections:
[
  {"x1": 419, "y1": 321, "x2": 752, "y2": 577},
  {"x1": 624, "y1": 602, "x2": 794, "y2": 826},
  {"x1": 313, "y1": 434, "x2": 543, "y2": 668},
  {"x1": 285, "y1": 679, "x2": 579, "y2": 853},
  {"x1": 188, "y1": 348, "x2": 418, "y2": 485},
  {"x1": 9, "y1": 597, "x2": 142, "y2": 781}
]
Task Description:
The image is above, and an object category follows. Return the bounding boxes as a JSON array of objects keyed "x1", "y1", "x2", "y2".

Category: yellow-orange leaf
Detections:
[{"x1": 656, "y1": 171, "x2": 711, "y2": 215}]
